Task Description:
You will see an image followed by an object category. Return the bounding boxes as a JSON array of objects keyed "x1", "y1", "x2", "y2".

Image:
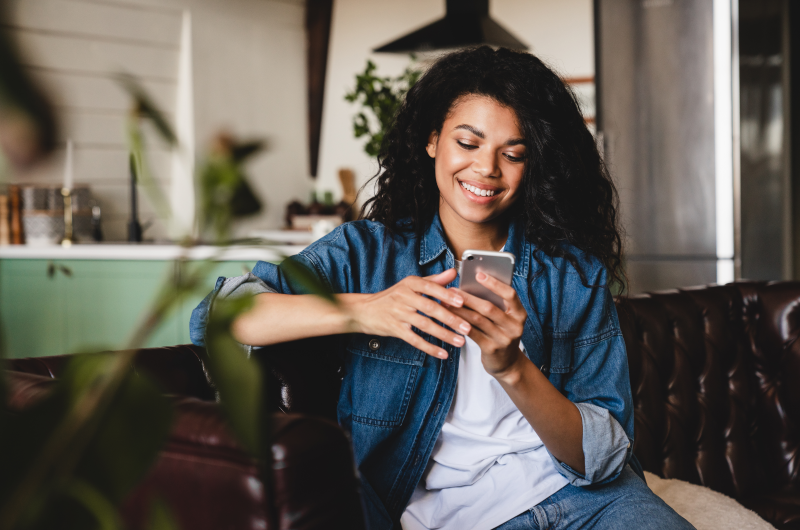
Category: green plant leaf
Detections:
[
  {"x1": 345, "y1": 58, "x2": 420, "y2": 158},
  {"x1": 115, "y1": 74, "x2": 177, "y2": 147},
  {"x1": 204, "y1": 295, "x2": 263, "y2": 457},
  {"x1": 197, "y1": 139, "x2": 265, "y2": 242},
  {"x1": 0, "y1": 380, "x2": 71, "y2": 520},
  {"x1": 0, "y1": 353, "x2": 172, "y2": 530},
  {"x1": 67, "y1": 356, "x2": 173, "y2": 503},
  {"x1": 147, "y1": 498, "x2": 181, "y2": 530},
  {"x1": 230, "y1": 140, "x2": 264, "y2": 164},
  {"x1": 280, "y1": 257, "x2": 336, "y2": 302},
  {"x1": 127, "y1": 117, "x2": 173, "y2": 222},
  {"x1": 59, "y1": 479, "x2": 123, "y2": 530}
]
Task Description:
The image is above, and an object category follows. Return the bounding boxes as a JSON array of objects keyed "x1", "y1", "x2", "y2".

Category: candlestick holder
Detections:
[{"x1": 61, "y1": 187, "x2": 73, "y2": 247}]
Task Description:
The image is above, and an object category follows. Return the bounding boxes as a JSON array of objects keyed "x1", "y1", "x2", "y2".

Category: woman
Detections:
[{"x1": 190, "y1": 47, "x2": 694, "y2": 530}]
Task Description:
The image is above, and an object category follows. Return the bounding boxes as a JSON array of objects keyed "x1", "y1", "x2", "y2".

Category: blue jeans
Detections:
[{"x1": 493, "y1": 466, "x2": 695, "y2": 530}]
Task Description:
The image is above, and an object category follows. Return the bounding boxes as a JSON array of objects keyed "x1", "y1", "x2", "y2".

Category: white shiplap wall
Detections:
[
  {"x1": 6, "y1": 0, "x2": 181, "y2": 240},
  {"x1": 6, "y1": 0, "x2": 310, "y2": 241}
]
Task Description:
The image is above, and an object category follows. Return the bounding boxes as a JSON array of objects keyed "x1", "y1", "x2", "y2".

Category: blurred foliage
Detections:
[
  {"x1": 344, "y1": 58, "x2": 421, "y2": 157},
  {"x1": 198, "y1": 134, "x2": 264, "y2": 243},
  {"x1": 0, "y1": 26, "x2": 334, "y2": 529},
  {"x1": 146, "y1": 499, "x2": 180, "y2": 530},
  {"x1": 204, "y1": 296, "x2": 263, "y2": 456},
  {"x1": 120, "y1": 74, "x2": 176, "y2": 223},
  {"x1": 0, "y1": 353, "x2": 172, "y2": 530},
  {"x1": 0, "y1": 4, "x2": 57, "y2": 168}
]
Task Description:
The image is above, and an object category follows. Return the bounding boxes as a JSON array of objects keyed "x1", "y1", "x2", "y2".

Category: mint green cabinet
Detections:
[{"x1": 0, "y1": 259, "x2": 255, "y2": 358}]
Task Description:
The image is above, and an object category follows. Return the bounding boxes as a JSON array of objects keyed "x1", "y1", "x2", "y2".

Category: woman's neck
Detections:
[{"x1": 438, "y1": 204, "x2": 509, "y2": 261}]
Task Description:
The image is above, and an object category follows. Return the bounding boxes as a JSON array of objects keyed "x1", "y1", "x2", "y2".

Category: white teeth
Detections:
[{"x1": 460, "y1": 181, "x2": 496, "y2": 197}]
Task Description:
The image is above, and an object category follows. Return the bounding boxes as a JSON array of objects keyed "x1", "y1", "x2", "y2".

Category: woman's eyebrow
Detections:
[
  {"x1": 453, "y1": 124, "x2": 525, "y2": 146},
  {"x1": 454, "y1": 124, "x2": 484, "y2": 138}
]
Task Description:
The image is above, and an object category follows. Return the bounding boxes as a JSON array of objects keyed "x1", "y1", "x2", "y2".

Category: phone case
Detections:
[{"x1": 458, "y1": 250, "x2": 515, "y2": 309}]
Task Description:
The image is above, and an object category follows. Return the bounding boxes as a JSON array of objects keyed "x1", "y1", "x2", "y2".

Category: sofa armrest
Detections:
[
  {"x1": 4, "y1": 345, "x2": 215, "y2": 401},
  {"x1": 121, "y1": 398, "x2": 365, "y2": 530},
  {"x1": 5, "y1": 370, "x2": 365, "y2": 530}
]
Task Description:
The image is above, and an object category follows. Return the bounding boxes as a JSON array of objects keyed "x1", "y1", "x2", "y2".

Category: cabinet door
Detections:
[
  {"x1": 0, "y1": 259, "x2": 66, "y2": 358},
  {"x1": 0, "y1": 259, "x2": 266, "y2": 358},
  {"x1": 0, "y1": 259, "x2": 263, "y2": 358},
  {"x1": 59, "y1": 260, "x2": 178, "y2": 354}
]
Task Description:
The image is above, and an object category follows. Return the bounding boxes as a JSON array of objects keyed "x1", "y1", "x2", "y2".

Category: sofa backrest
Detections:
[
  {"x1": 5, "y1": 344, "x2": 216, "y2": 401},
  {"x1": 617, "y1": 281, "x2": 800, "y2": 499}
]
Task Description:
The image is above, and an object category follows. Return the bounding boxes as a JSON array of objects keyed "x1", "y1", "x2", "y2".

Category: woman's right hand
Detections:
[{"x1": 342, "y1": 269, "x2": 471, "y2": 359}]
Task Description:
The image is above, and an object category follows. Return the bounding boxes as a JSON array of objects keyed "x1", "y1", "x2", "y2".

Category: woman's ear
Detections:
[{"x1": 426, "y1": 132, "x2": 438, "y2": 158}]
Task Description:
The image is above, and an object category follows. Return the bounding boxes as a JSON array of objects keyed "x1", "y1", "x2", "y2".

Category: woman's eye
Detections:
[
  {"x1": 504, "y1": 153, "x2": 526, "y2": 163},
  {"x1": 456, "y1": 140, "x2": 477, "y2": 150}
]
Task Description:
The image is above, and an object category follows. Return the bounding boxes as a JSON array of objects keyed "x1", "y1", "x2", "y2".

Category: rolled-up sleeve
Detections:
[
  {"x1": 544, "y1": 265, "x2": 635, "y2": 487},
  {"x1": 550, "y1": 400, "x2": 632, "y2": 486},
  {"x1": 189, "y1": 252, "x2": 324, "y2": 347},
  {"x1": 189, "y1": 273, "x2": 276, "y2": 347}
]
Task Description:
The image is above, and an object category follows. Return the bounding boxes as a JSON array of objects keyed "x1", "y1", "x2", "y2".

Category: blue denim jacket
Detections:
[{"x1": 190, "y1": 214, "x2": 635, "y2": 530}]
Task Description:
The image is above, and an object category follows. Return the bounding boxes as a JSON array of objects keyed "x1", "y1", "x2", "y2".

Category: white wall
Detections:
[
  {"x1": 316, "y1": 0, "x2": 595, "y2": 205},
  {"x1": 8, "y1": 0, "x2": 309, "y2": 240}
]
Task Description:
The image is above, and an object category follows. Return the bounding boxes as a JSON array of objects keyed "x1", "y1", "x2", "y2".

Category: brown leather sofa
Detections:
[
  {"x1": 6, "y1": 281, "x2": 800, "y2": 529},
  {"x1": 5, "y1": 345, "x2": 365, "y2": 530}
]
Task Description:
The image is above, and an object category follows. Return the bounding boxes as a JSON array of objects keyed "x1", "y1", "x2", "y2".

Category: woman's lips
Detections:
[{"x1": 457, "y1": 179, "x2": 502, "y2": 203}]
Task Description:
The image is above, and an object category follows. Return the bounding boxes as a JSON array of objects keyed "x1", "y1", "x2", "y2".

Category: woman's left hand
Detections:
[{"x1": 445, "y1": 272, "x2": 530, "y2": 381}]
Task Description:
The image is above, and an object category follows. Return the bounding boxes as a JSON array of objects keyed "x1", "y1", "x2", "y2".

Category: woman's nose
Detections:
[{"x1": 471, "y1": 148, "x2": 499, "y2": 178}]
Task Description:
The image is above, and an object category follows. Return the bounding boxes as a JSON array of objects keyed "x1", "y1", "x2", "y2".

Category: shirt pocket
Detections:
[
  {"x1": 543, "y1": 330, "x2": 574, "y2": 374},
  {"x1": 344, "y1": 334, "x2": 425, "y2": 427}
]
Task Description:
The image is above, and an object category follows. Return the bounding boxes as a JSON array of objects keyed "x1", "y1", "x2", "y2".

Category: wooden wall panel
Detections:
[
  {"x1": 6, "y1": 0, "x2": 180, "y2": 241},
  {"x1": 10, "y1": 28, "x2": 179, "y2": 81},
  {"x1": 7, "y1": 0, "x2": 181, "y2": 47}
]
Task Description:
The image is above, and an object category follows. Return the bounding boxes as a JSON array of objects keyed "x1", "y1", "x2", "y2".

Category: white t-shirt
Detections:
[{"x1": 400, "y1": 336, "x2": 569, "y2": 530}]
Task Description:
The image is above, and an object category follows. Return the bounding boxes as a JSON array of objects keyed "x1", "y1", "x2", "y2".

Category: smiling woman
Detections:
[{"x1": 190, "y1": 46, "x2": 695, "y2": 530}]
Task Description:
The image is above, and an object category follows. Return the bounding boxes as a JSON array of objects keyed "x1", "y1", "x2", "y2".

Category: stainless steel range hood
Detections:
[{"x1": 373, "y1": 0, "x2": 528, "y2": 53}]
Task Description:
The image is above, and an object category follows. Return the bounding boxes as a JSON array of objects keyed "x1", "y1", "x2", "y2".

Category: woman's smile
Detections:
[{"x1": 457, "y1": 178, "x2": 503, "y2": 201}]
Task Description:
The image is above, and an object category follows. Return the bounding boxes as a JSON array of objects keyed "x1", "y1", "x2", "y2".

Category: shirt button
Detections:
[{"x1": 368, "y1": 338, "x2": 381, "y2": 351}]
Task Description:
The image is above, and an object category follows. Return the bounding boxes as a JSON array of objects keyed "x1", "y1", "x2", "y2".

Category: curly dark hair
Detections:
[{"x1": 360, "y1": 46, "x2": 625, "y2": 292}]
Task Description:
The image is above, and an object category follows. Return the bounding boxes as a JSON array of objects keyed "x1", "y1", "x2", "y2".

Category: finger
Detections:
[
  {"x1": 450, "y1": 287, "x2": 505, "y2": 322},
  {"x1": 399, "y1": 289, "x2": 472, "y2": 335},
  {"x1": 451, "y1": 289, "x2": 525, "y2": 338},
  {"x1": 397, "y1": 326, "x2": 449, "y2": 359},
  {"x1": 405, "y1": 276, "x2": 464, "y2": 308},
  {"x1": 449, "y1": 305, "x2": 523, "y2": 357},
  {"x1": 406, "y1": 311, "x2": 465, "y2": 348},
  {"x1": 474, "y1": 273, "x2": 525, "y2": 313},
  {"x1": 448, "y1": 304, "x2": 500, "y2": 338},
  {"x1": 424, "y1": 268, "x2": 458, "y2": 286}
]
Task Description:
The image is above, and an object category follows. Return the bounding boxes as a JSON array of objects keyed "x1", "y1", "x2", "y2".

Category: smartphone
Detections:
[{"x1": 458, "y1": 250, "x2": 515, "y2": 309}]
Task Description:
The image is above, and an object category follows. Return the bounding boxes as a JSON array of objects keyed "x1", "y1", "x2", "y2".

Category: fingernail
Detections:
[
  {"x1": 438, "y1": 351, "x2": 449, "y2": 359},
  {"x1": 477, "y1": 272, "x2": 487, "y2": 281},
  {"x1": 453, "y1": 335, "x2": 465, "y2": 346},
  {"x1": 459, "y1": 322, "x2": 471, "y2": 333},
  {"x1": 452, "y1": 295, "x2": 464, "y2": 306}
]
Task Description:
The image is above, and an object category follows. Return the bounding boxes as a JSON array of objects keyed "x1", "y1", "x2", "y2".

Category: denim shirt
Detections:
[{"x1": 190, "y1": 214, "x2": 635, "y2": 530}]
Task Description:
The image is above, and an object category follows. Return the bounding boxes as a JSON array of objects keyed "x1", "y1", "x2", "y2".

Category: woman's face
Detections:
[{"x1": 427, "y1": 95, "x2": 526, "y2": 227}]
